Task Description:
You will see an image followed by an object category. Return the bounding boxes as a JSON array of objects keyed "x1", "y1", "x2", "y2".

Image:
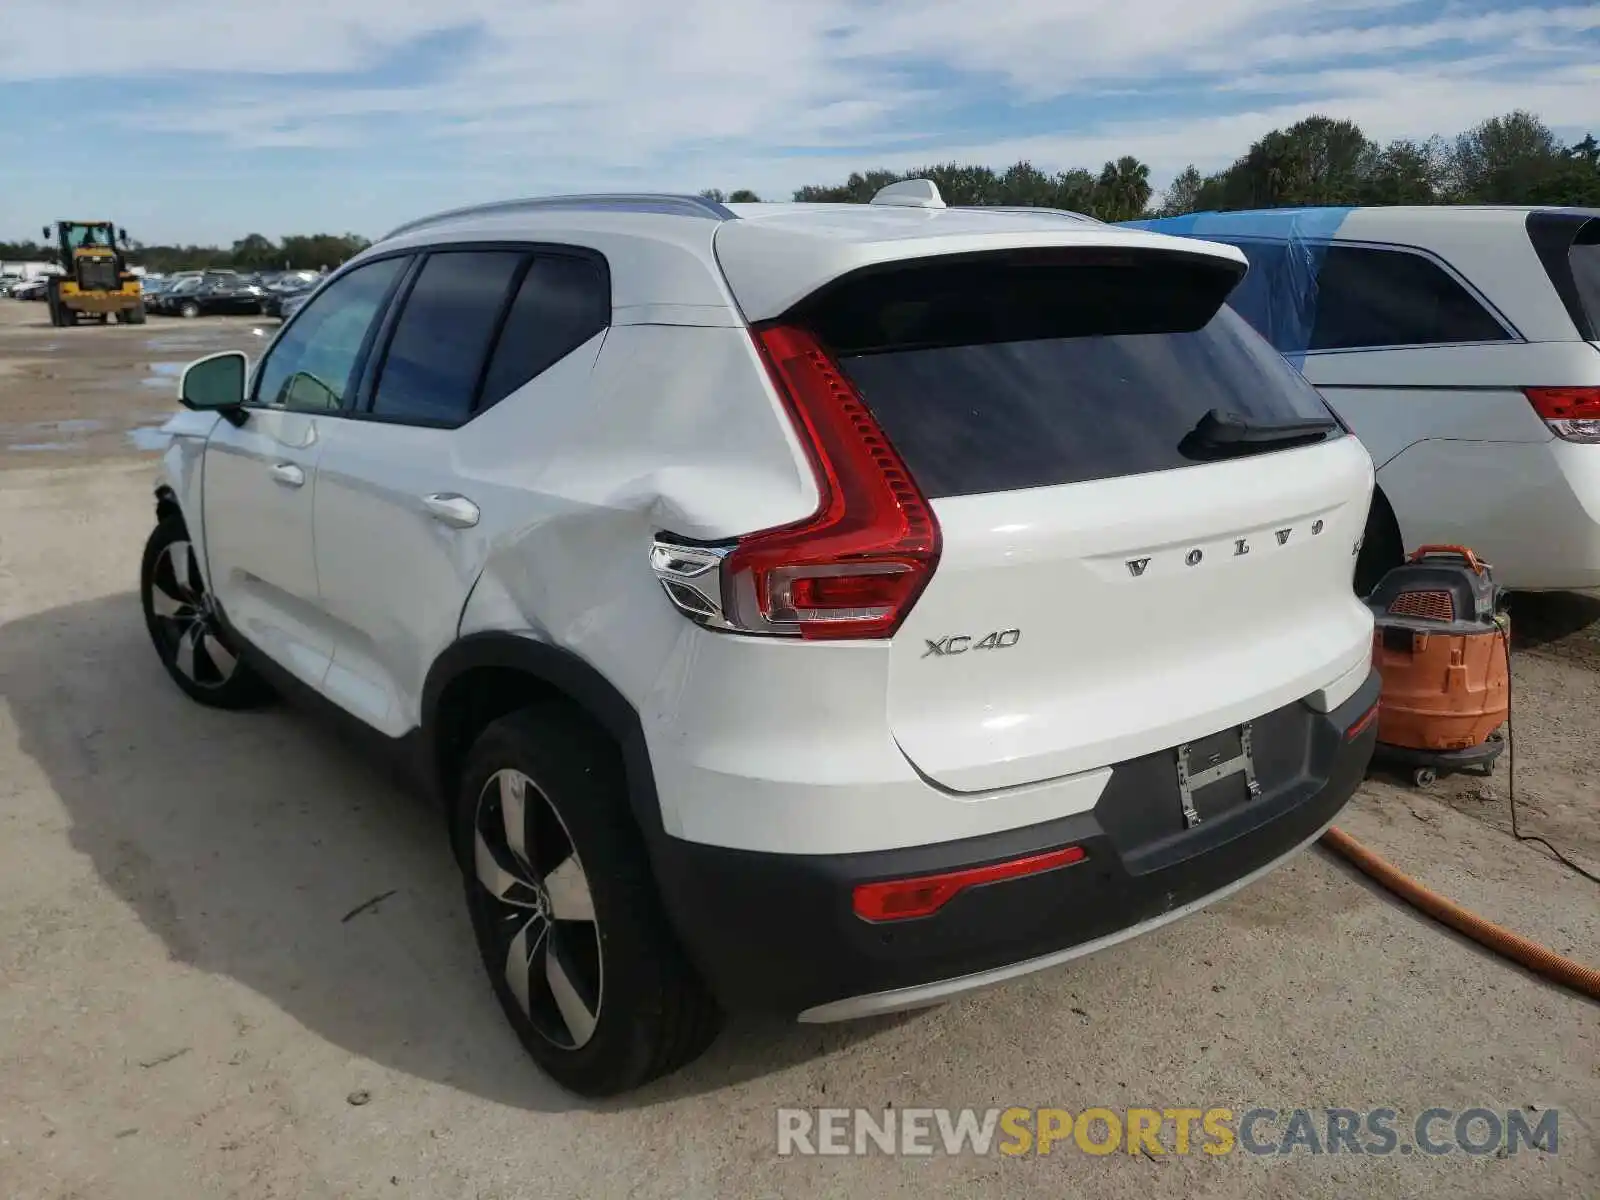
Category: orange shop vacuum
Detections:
[{"x1": 1365, "y1": 545, "x2": 1510, "y2": 788}]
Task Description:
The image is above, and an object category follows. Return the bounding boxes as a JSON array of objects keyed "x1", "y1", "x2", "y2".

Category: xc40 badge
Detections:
[{"x1": 923, "y1": 629, "x2": 1021, "y2": 657}]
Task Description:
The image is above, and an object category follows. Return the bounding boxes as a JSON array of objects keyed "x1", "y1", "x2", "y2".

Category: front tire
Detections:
[
  {"x1": 140, "y1": 517, "x2": 274, "y2": 709},
  {"x1": 454, "y1": 706, "x2": 721, "y2": 1097},
  {"x1": 180, "y1": 301, "x2": 201, "y2": 319}
]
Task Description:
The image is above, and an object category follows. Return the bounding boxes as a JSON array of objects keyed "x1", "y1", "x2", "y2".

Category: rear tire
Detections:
[
  {"x1": 141, "y1": 517, "x2": 274, "y2": 710},
  {"x1": 454, "y1": 705, "x2": 722, "y2": 1097},
  {"x1": 129, "y1": 303, "x2": 147, "y2": 325},
  {"x1": 180, "y1": 301, "x2": 201, "y2": 319}
]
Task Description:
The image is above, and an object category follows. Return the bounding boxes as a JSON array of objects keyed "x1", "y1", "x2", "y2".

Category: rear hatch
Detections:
[{"x1": 797, "y1": 246, "x2": 1376, "y2": 793}]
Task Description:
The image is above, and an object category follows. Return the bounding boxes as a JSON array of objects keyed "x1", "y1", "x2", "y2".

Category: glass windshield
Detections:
[{"x1": 62, "y1": 223, "x2": 114, "y2": 249}]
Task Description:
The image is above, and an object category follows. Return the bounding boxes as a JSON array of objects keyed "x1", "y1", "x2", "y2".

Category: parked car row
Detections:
[
  {"x1": 4, "y1": 277, "x2": 51, "y2": 301},
  {"x1": 4, "y1": 266, "x2": 323, "y2": 318},
  {"x1": 138, "y1": 268, "x2": 322, "y2": 318}
]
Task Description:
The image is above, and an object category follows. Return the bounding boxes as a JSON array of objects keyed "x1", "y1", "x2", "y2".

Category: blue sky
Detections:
[{"x1": 2, "y1": 0, "x2": 1596, "y2": 245}]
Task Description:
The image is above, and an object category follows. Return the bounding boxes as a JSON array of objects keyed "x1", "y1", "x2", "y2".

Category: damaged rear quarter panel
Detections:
[{"x1": 454, "y1": 320, "x2": 819, "y2": 729}]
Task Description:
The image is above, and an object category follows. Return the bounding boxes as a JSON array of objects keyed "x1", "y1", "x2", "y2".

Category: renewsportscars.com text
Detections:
[{"x1": 776, "y1": 1106, "x2": 1560, "y2": 1158}]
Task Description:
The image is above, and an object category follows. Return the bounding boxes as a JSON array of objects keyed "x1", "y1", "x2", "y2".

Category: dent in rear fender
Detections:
[{"x1": 517, "y1": 323, "x2": 819, "y2": 541}]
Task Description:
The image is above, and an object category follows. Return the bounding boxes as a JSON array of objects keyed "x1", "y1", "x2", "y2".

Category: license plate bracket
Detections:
[{"x1": 1175, "y1": 723, "x2": 1260, "y2": 829}]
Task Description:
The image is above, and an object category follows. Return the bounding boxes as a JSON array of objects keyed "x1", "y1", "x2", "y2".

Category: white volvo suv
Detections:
[{"x1": 141, "y1": 181, "x2": 1382, "y2": 1097}]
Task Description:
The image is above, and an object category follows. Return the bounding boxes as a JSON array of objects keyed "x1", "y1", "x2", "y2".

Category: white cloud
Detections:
[{"x1": 2, "y1": 0, "x2": 1595, "y2": 239}]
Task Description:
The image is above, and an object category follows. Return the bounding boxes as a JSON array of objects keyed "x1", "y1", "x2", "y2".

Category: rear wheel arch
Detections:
[
  {"x1": 421, "y1": 635, "x2": 667, "y2": 852},
  {"x1": 1355, "y1": 484, "x2": 1405, "y2": 595}
]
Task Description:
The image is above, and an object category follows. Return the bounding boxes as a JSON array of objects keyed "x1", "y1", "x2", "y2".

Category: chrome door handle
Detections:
[
  {"x1": 269, "y1": 462, "x2": 304, "y2": 487},
  {"x1": 423, "y1": 493, "x2": 480, "y2": 528}
]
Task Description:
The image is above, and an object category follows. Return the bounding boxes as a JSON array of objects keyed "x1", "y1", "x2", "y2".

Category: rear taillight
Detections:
[
  {"x1": 853, "y1": 844, "x2": 1088, "y2": 922},
  {"x1": 1525, "y1": 386, "x2": 1600, "y2": 443},
  {"x1": 1346, "y1": 701, "x2": 1380, "y2": 741},
  {"x1": 650, "y1": 324, "x2": 940, "y2": 640}
]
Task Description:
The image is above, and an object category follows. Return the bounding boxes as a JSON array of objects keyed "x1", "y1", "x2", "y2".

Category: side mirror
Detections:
[
  {"x1": 180, "y1": 351, "x2": 249, "y2": 425},
  {"x1": 42, "y1": 226, "x2": 51, "y2": 242}
]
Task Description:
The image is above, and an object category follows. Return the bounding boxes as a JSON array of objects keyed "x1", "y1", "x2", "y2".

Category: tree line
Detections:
[
  {"x1": 5, "y1": 111, "x2": 1593, "y2": 268},
  {"x1": 705, "y1": 110, "x2": 1600, "y2": 219},
  {"x1": 0, "y1": 231, "x2": 371, "y2": 274}
]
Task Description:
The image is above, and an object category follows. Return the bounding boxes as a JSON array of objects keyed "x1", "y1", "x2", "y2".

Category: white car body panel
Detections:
[
  {"x1": 200, "y1": 409, "x2": 332, "y2": 689},
  {"x1": 888, "y1": 436, "x2": 1374, "y2": 793},
  {"x1": 156, "y1": 408, "x2": 221, "y2": 585}
]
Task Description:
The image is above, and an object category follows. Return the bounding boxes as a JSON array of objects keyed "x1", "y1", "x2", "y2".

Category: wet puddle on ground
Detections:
[
  {"x1": 142, "y1": 362, "x2": 185, "y2": 390},
  {"x1": 3, "y1": 412, "x2": 177, "y2": 454}
]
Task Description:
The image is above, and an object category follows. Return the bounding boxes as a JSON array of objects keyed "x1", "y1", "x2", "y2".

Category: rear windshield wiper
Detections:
[{"x1": 1178, "y1": 408, "x2": 1337, "y2": 460}]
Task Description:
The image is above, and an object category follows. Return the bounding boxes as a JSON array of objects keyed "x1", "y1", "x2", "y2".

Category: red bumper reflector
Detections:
[
  {"x1": 1346, "y1": 701, "x2": 1380, "y2": 741},
  {"x1": 852, "y1": 844, "x2": 1088, "y2": 922}
]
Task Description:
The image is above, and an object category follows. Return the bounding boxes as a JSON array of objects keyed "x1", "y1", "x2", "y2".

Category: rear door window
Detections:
[
  {"x1": 800, "y1": 251, "x2": 1340, "y2": 499},
  {"x1": 369, "y1": 250, "x2": 524, "y2": 425},
  {"x1": 1308, "y1": 245, "x2": 1511, "y2": 351},
  {"x1": 477, "y1": 254, "x2": 609, "y2": 411}
]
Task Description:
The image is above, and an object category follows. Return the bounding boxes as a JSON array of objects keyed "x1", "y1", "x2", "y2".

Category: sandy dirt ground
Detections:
[
  {"x1": 0, "y1": 298, "x2": 265, "y2": 462},
  {"x1": 0, "y1": 297, "x2": 1595, "y2": 1199}
]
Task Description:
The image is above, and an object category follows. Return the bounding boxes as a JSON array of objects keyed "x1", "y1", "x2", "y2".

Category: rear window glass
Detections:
[{"x1": 801, "y1": 253, "x2": 1340, "y2": 498}]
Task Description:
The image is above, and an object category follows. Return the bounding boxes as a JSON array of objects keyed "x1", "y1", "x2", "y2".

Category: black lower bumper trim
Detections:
[{"x1": 650, "y1": 669, "x2": 1380, "y2": 1018}]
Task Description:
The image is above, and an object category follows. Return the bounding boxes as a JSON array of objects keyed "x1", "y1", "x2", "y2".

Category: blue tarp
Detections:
[{"x1": 1121, "y1": 208, "x2": 1356, "y2": 368}]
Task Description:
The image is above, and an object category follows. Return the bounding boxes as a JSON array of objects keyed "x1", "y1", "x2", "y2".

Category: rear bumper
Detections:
[{"x1": 650, "y1": 668, "x2": 1380, "y2": 1020}]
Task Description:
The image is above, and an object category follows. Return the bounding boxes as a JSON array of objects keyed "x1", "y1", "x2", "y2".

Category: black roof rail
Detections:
[{"x1": 380, "y1": 193, "x2": 739, "y2": 241}]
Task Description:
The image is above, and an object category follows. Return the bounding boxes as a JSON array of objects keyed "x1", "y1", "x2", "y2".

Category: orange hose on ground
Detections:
[{"x1": 1320, "y1": 826, "x2": 1600, "y2": 1002}]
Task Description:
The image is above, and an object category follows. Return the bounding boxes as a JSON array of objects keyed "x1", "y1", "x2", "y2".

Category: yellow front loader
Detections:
[{"x1": 43, "y1": 220, "x2": 145, "y2": 326}]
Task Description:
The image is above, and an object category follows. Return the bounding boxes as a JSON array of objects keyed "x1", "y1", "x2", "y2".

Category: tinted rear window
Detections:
[
  {"x1": 1569, "y1": 226, "x2": 1600, "y2": 336},
  {"x1": 802, "y1": 253, "x2": 1339, "y2": 498}
]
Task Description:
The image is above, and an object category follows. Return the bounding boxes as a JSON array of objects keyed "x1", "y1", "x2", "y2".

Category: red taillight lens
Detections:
[
  {"x1": 720, "y1": 323, "x2": 940, "y2": 640},
  {"x1": 853, "y1": 845, "x2": 1088, "y2": 922},
  {"x1": 1525, "y1": 387, "x2": 1600, "y2": 443},
  {"x1": 1346, "y1": 701, "x2": 1380, "y2": 741}
]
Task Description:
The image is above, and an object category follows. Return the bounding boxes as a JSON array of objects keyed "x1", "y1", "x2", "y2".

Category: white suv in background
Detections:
[
  {"x1": 1129, "y1": 206, "x2": 1600, "y2": 593},
  {"x1": 141, "y1": 182, "x2": 1381, "y2": 1097}
]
